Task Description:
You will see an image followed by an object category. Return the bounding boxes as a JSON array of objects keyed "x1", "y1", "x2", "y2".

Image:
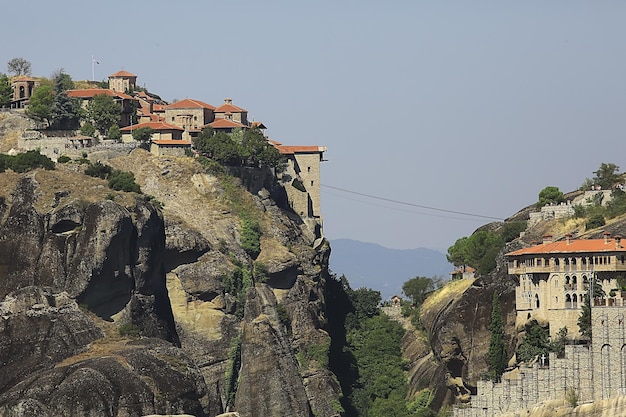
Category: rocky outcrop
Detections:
[
  {"x1": 0, "y1": 169, "x2": 207, "y2": 415},
  {"x1": 0, "y1": 145, "x2": 344, "y2": 417}
]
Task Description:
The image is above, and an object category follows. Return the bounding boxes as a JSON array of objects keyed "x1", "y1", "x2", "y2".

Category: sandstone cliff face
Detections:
[{"x1": 0, "y1": 147, "x2": 342, "y2": 417}]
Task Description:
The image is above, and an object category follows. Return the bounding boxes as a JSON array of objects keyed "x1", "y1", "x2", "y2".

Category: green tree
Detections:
[
  {"x1": 402, "y1": 276, "x2": 435, "y2": 308},
  {"x1": 51, "y1": 68, "x2": 75, "y2": 90},
  {"x1": 578, "y1": 275, "x2": 605, "y2": 339},
  {"x1": 86, "y1": 94, "x2": 121, "y2": 135},
  {"x1": 447, "y1": 236, "x2": 469, "y2": 267},
  {"x1": 488, "y1": 292, "x2": 507, "y2": 381},
  {"x1": 593, "y1": 162, "x2": 621, "y2": 189},
  {"x1": 80, "y1": 122, "x2": 96, "y2": 137},
  {"x1": 585, "y1": 213, "x2": 605, "y2": 230},
  {"x1": 537, "y1": 186, "x2": 564, "y2": 208},
  {"x1": 0, "y1": 73, "x2": 11, "y2": 108},
  {"x1": 241, "y1": 127, "x2": 286, "y2": 171},
  {"x1": 107, "y1": 124, "x2": 122, "y2": 141},
  {"x1": 7, "y1": 58, "x2": 31, "y2": 76},
  {"x1": 201, "y1": 131, "x2": 243, "y2": 165},
  {"x1": 132, "y1": 126, "x2": 154, "y2": 149},
  {"x1": 516, "y1": 320, "x2": 550, "y2": 363},
  {"x1": 50, "y1": 71, "x2": 81, "y2": 129},
  {"x1": 25, "y1": 83, "x2": 54, "y2": 126}
]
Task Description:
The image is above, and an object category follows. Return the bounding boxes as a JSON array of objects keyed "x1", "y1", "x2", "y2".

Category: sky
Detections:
[{"x1": 2, "y1": 1, "x2": 626, "y2": 252}]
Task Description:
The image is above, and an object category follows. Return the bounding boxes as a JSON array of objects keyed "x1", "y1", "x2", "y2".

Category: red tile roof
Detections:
[
  {"x1": 109, "y1": 70, "x2": 137, "y2": 78},
  {"x1": 506, "y1": 237, "x2": 626, "y2": 256},
  {"x1": 152, "y1": 139, "x2": 192, "y2": 146},
  {"x1": 120, "y1": 121, "x2": 183, "y2": 132},
  {"x1": 153, "y1": 104, "x2": 166, "y2": 111},
  {"x1": 67, "y1": 88, "x2": 133, "y2": 100},
  {"x1": 215, "y1": 103, "x2": 247, "y2": 113},
  {"x1": 274, "y1": 145, "x2": 327, "y2": 155},
  {"x1": 208, "y1": 118, "x2": 248, "y2": 129},
  {"x1": 165, "y1": 98, "x2": 216, "y2": 110},
  {"x1": 251, "y1": 121, "x2": 267, "y2": 129}
]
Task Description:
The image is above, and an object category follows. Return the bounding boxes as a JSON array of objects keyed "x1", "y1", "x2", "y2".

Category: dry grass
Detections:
[
  {"x1": 55, "y1": 315, "x2": 137, "y2": 368},
  {"x1": 421, "y1": 278, "x2": 475, "y2": 317},
  {"x1": 0, "y1": 163, "x2": 138, "y2": 214}
]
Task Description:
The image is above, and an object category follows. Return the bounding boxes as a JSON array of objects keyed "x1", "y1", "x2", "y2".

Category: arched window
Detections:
[
  {"x1": 535, "y1": 294, "x2": 540, "y2": 309},
  {"x1": 566, "y1": 294, "x2": 572, "y2": 309},
  {"x1": 19, "y1": 85, "x2": 25, "y2": 98},
  {"x1": 573, "y1": 293, "x2": 578, "y2": 308},
  {"x1": 566, "y1": 276, "x2": 571, "y2": 285}
]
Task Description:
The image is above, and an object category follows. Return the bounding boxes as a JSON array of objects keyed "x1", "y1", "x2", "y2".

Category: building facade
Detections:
[{"x1": 506, "y1": 234, "x2": 626, "y2": 338}]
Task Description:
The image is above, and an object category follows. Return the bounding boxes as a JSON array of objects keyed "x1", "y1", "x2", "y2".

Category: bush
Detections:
[
  {"x1": 6, "y1": 150, "x2": 55, "y2": 173},
  {"x1": 80, "y1": 122, "x2": 96, "y2": 137},
  {"x1": 585, "y1": 213, "x2": 605, "y2": 230},
  {"x1": 240, "y1": 219, "x2": 261, "y2": 259},
  {"x1": 108, "y1": 170, "x2": 141, "y2": 193},
  {"x1": 118, "y1": 323, "x2": 140, "y2": 338},
  {"x1": 56, "y1": 155, "x2": 71, "y2": 163},
  {"x1": 84, "y1": 161, "x2": 112, "y2": 179}
]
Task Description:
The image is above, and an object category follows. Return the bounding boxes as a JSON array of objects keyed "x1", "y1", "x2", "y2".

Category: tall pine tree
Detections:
[{"x1": 488, "y1": 292, "x2": 507, "y2": 381}]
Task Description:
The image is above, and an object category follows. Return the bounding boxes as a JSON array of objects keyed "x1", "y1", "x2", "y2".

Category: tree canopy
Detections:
[
  {"x1": 593, "y1": 163, "x2": 622, "y2": 189},
  {"x1": 50, "y1": 72, "x2": 81, "y2": 129},
  {"x1": 25, "y1": 83, "x2": 54, "y2": 126},
  {"x1": 402, "y1": 276, "x2": 435, "y2": 307},
  {"x1": 132, "y1": 126, "x2": 154, "y2": 148},
  {"x1": 0, "y1": 74, "x2": 11, "y2": 108},
  {"x1": 193, "y1": 126, "x2": 285, "y2": 171},
  {"x1": 86, "y1": 94, "x2": 121, "y2": 134},
  {"x1": 488, "y1": 292, "x2": 507, "y2": 381},
  {"x1": 537, "y1": 186, "x2": 564, "y2": 208},
  {"x1": 7, "y1": 58, "x2": 31, "y2": 76}
]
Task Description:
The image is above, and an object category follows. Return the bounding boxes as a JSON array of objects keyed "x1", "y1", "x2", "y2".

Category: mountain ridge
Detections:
[{"x1": 329, "y1": 238, "x2": 452, "y2": 299}]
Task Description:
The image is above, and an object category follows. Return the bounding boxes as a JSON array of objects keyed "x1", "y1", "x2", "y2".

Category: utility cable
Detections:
[{"x1": 321, "y1": 184, "x2": 505, "y2": 221}]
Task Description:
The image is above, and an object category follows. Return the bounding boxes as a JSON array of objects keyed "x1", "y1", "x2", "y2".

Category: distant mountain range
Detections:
[{"x1": 328, "y1": 239, "x2": 453, "y2": 300}]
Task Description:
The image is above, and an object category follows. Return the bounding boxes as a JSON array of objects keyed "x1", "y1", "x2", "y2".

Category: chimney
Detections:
[
  {"x1": 566, "y1": 234, "x2": 572, "y2": 245},
  {"x1": 224, "y1": 98, "x2": 232, "y2": 105},
  {"x1": 616, "y1": 235, "x2": 622, "y2": 249},
  {"x1": 542, "y1": 234, "x2": 553, "y2": 244},
  {"x1": 604, "y1": 232, "x2": 611, "y2": 244}
]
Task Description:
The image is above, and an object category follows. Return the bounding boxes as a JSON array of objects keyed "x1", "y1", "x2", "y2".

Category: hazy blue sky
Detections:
[{"x1": 3, "y1": 1, "x2": 625, "y2": 252}]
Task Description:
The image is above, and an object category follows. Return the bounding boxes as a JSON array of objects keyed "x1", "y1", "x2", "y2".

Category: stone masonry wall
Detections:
[{"x1": 455, "y1": 305, "x2": 626, "y2": 417}]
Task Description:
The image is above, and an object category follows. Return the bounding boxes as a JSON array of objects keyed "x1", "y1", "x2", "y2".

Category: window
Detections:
[
  {"x1": 310, "y1": 180, "x2": 314, "y2": 186},
  {"x1": 535, "y1": 294, "x2": 540, "y2": 309},
  {"x1": 307, "y1": 166, "x2": 311, "y2": 172},
  {"x1": 171, "y1": 117, "x2": 175, "y2": 121}
]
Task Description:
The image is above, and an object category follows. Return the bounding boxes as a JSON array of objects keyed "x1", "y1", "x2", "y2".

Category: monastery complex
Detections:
[
  {"x1": 7, "y1": 70, "x2": 326, "y2": 227},
  {"x1": 456, "y1": 233, "x2": 626, "y2": 416}
]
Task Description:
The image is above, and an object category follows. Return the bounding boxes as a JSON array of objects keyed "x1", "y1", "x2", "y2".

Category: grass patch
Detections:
[{"x1": 421, "y1": 278, "x2": 474, "y2": 314}]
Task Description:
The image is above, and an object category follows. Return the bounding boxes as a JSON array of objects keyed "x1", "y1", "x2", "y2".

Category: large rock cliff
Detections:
[{"x1": 0, "y1": 146, "x2": 342, "y2": 416}]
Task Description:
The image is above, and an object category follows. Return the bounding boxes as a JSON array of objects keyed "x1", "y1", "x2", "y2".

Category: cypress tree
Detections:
[{"x1": 488, "y1": 292, "x2": 507, "y2": 381}]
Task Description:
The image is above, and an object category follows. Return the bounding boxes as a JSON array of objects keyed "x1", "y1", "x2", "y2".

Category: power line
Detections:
[
  {"x1": 323, "y1": 188, "x2": 487, "y2": 222},
  {"x1": 321, "y1": 184, "x2": 505, "y2": 221}
]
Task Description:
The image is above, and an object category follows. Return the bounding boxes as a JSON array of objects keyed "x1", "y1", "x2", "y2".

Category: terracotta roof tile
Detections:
[
  {"x1": 506, "y1": 237, "x2": 626, "y2": 256},
  {"x1": 120, "y1": 121, "x2": 184, "y2": 132},
  {"x1": 274, "y1": 145, "x2": 327, "y2": 155},
  {"x1": 208, "y1": 118, "x2": 248, "y2": 129},
  {"x1": 165, "y1": 98, "x2": 216, "y2": 110},
  {"x1": 215, "y1": 103, "x2": 247, "y2": 113},
  {"x1": 109, "y1": 70, "x2": 137, "y2": 78},
  {"x1": 67, "y1": 88, "x2": 133, "y2": 100}
]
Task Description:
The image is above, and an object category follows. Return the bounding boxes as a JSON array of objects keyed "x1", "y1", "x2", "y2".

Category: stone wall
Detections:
[{"x1": 454, "y1": 304, "x2": 626, "y2": 417}]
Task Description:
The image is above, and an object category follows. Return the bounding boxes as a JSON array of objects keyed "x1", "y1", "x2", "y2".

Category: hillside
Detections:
[{"x1": 0, "y1": 110, "x2": 342, "y2": 417}]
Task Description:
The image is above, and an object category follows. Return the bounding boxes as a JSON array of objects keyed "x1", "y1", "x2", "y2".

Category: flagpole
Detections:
[{"x1": 92, "y1": 56, "x2": 95, "y2": 81}]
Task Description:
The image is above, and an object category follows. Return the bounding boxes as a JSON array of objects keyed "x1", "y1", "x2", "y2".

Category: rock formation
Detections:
[{"x1": 0, "y1": 145, "x2": 342, "y2": 416}]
